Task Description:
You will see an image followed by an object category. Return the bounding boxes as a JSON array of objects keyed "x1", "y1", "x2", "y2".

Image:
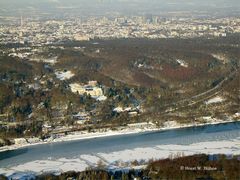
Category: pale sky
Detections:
[{"x1": 0, "y1": 0, "x2": 239, "y2": 17}]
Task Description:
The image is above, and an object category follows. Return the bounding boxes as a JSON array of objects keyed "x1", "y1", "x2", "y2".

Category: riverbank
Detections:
[
  {"x1": 0, "y1": 119, "x2": 239, "y2": 177},
  {"x1": 0, "y1": 118, "x2": 239, "y2": 153}
]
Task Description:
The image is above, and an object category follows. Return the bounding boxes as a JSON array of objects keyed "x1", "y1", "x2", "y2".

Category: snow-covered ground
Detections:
[
  {"x1": 55, "y1": 70, "x2": 75, "y2": 81},
  {"x1": 1, "y1": 138, "x2": 239, "y2": 177},
  {"x1": 205, "y1": 96, "x2": 225, "y2": 105},
  {"x1": 211, "y1": 54, "x2": 228, "y2": 64}
]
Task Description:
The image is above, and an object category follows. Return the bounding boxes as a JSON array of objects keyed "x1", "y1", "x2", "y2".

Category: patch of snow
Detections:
[
  {"x1": 55, "y1": 70, "x2": 74, "y2": 81},
  {"x1": 212, "y1": 54, "x2": 228, "y2": 64},
  {"x1": 205, "y1": 96, "x2": 225, "y2": 105},
  {"x1": 74, "y1": 46, "x2": 86, "y2": 50},
  {"x1": 0, "y1": 158, "x2": 88, "y2": 177},
  {"x1": 29, "y1": 56, "x2": 58, "y2": 64},
  {"x1": 28, "y1": 83, "x2": 41, "y2": 90},
  {"x1": 8, "y1": 52, "x2": 30, "y2": 59},
  {"x1": 96, "y1": 95, "x2": 107, "y2": 101},
  {"x1": 113, "y1": 107, "x2": 134, "y2": 113},
  {"x1": 113, "y1": 107, "x2": 124, "y2": 113},
  {"x1": 233, "y1": 112, "x2": 240, "y2": 118}
]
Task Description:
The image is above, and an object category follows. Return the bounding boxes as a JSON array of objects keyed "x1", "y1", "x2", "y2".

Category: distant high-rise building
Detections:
[
  {"x1": 21, "y1": 15, "x2": 23, "y2": 28},
  {"x1": 19, "y1": 15, "x2": 24, "y2": 44},
  {"x1": 145, "y1": 14, "x2": 153, "y2": 24},
  {"x1": 153, "y1": 16, "x2": 159, "y2": 24}
]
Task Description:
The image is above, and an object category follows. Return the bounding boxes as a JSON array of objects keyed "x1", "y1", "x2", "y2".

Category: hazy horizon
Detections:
[{"x1": 0, "y1": 0, "x2": 239, "y2": 18}]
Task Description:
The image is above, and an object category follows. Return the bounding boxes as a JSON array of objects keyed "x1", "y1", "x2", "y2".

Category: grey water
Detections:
[{"x1": 0, "y1": 121, "x2": 240, "y2": 168}]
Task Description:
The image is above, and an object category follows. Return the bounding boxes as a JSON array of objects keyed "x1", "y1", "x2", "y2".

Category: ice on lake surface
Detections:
[{"x1": 0, "y1": 122, "x2": 240, "y2": 176}]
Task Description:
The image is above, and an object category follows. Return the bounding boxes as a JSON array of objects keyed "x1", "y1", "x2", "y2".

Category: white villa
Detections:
[{"x1": 70, "y1": 81, "x2": 107, "y2": 101}]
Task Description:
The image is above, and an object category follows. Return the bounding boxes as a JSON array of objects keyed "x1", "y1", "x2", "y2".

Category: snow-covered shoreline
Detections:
[
  {"x1": 0, "y1": 119, "x2": 239, "y2": 177},
  {"x1": 1, "y1": 135, "x2": 240, "y2": 177},
  {"x1": 0, "y1": 119, "x2": 239, "y2": 153}
]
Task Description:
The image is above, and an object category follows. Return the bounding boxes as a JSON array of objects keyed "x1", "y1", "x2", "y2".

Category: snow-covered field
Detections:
[{"x1": 1, "y1": 138, "x2": 239, "y2": 177}]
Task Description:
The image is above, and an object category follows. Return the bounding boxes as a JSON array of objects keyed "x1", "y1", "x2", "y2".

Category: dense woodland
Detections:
[{"x1": 0, "y1": 34, "x2": 239, "y2": 143}]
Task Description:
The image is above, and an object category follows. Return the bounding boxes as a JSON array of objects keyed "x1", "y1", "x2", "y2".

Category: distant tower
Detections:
[
  {"x1": 21, "y1": 16, "x2": 23, "y2": 27},
  {"x1": 19, "y1": 15, "x2": 24, "y2": 44}
]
